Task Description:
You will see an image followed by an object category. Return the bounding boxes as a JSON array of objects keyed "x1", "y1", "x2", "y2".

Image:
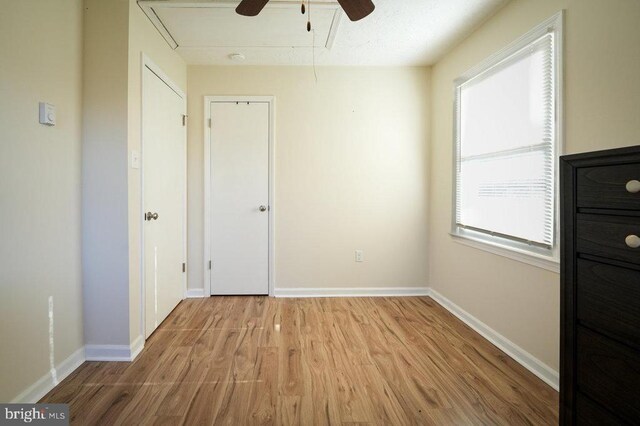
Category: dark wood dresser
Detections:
[{"x1": 560, "y1": 146, "x2": 640, "y2": 425}]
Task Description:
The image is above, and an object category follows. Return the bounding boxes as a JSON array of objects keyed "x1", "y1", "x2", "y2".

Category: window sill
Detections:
[{"x1": 449, "y1": 231, "x2": 560, "y2": 273}]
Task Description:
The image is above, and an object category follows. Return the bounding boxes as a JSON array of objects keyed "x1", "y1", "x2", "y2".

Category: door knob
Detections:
[
  {"x1": 145, "y1": 212, "x2": 159, "y2": 221},
  {"x1": 259, "y1": 205, "x2": 267, "y2": 212}
]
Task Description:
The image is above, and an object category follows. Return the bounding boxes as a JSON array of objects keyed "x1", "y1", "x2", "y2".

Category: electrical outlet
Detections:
[{"x1": 355, "y1": 250, "x2": 364, "y2": 262}]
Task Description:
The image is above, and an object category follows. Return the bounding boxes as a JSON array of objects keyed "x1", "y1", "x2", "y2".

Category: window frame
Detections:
[{"x1": 450, "y1": 11, "x2": 564, "y2": 273}]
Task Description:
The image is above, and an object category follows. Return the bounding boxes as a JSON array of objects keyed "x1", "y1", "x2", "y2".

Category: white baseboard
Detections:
[
  {"x1": 428, "y1": 288, "x2": 559, "y2": 390},
  {"x1": 85, "y1": 335, "x2": 145, "y2": 362},
  {"x1": 11, "y1": 347, "x2": 85, "y2": 403},
  {"x1": 13, "y1": 336, "x2": 145, "y2": 403},
  {"x1": 186, "y1": 288, "x2": 207, "y2": 298},
  {"x1": 274, "y1": 287, "x2": 430, "y2": 298},
  {"x1": 129, "y1": 335, "x2": 145, "y2": 361},
  {"x1": 11, "y1": 287, "x2": 557, "y2": 403}
]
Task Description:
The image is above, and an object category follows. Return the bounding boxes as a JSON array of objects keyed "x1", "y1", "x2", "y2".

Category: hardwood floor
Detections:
[{"x1": 41, "y1": 296, "x2": 558, "y2": 425}]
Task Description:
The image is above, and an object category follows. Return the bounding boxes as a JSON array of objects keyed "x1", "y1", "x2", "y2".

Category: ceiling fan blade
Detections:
[
  {"x1": 337, "y1": 0, "x2": 375, "y2": 21},
  {"x1": 236, "y1": 0, "x2": 270, "y2": 17}
]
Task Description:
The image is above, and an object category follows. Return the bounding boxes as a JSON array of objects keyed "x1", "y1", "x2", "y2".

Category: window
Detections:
[{"x1": 452, "y1": 12, "x2": 563, "y2": 269}]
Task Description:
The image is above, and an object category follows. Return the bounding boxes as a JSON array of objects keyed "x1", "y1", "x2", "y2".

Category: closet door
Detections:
[{"x1": 142, "y1": 65, "x2": 186, "y2": 337}]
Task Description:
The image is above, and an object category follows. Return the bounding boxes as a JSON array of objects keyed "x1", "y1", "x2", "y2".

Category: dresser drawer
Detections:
[
  {"x1": 577, "y1": 259, "x2": 640, "y2": 349},
  {"x1": 577, "y1": 214, "x2": 640, "y2": 264},
  {"x1": 576, "y1": 393, "x2": 627, "y2": 426},
  {"x1": 577, "y1": 326, "x2": 640, "y2": 423},
  {"x1": 577, "y1": 164, "x2": 640, "y2": 210}
]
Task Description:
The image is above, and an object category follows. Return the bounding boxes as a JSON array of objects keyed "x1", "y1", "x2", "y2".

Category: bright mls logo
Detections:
[{"x1": 0, "y1": 404, "x2": 68, "y2": 425}]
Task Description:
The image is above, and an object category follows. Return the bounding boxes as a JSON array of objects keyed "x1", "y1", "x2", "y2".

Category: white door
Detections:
[
  {"x1": 210, "y1": 102, "x2": 269, "y2": 295},
  {"x1": 143, "y1": 66, "x2": 185, "y2": 338}
]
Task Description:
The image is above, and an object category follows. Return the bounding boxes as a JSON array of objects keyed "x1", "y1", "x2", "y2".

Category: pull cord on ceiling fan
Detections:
[{"x1": 236, "y1": 0, "x2": 376, "y2": 24}]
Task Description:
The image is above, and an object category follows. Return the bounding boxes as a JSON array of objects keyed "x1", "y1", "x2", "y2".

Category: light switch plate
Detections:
[
  {"x1": 131, "y1": 150, "x2": 140, "y2": 169},
  {"x1": 39, "y1": 102, "x2": 56, "y2": 126}
]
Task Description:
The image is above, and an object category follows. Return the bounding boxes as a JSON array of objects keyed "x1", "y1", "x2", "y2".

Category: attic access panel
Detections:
[{"x1": 138, "y1": 1, "x2": 343, "y2": 50}]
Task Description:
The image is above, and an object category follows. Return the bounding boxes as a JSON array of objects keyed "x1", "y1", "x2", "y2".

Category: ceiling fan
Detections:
[{"x1": 236, "y1": 0, "x2": 375, "y2": 22}]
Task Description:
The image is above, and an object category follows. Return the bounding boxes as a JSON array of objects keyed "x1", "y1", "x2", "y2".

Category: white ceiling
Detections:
[{"x1": 138, "y1": 0, "x2": 509, "y2": 66}]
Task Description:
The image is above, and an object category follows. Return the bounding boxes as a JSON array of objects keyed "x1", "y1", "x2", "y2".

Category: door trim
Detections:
[
  {"x1": 203, "y1": 96, "x2": 276, "y2": 297},
  {"x1": 140, "y1": 53, "x2": 187, "y2": 340}
]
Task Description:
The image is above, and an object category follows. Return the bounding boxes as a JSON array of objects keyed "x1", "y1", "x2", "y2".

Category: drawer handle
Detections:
[
  {"x1": 626, "y1": 235, "x2": 640, "y2": 249},
  {"x1": 626, "y1": 180, "x2": 640, "y2": 193}
]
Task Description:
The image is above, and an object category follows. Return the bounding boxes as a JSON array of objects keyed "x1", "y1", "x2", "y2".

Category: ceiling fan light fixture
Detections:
[{"x1": 236, "y1": 0, "x2": 375, "y2": 22}]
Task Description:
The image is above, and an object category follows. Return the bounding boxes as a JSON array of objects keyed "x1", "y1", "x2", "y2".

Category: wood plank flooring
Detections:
[{"x1": 41, "y1": 296, "x2": 558, "y2": 425}]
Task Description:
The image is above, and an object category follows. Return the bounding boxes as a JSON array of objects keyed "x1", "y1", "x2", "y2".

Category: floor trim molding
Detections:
[
  {"x1": 13, "y1": 288, "x2": 558, "y2": 403},
  {"x1": 11, "y1": 347, "x2": 85, "y2": 403},
  {"x1": 14, "y1": 336, "x2": 145, "y2": 402},
  {"x1": 428, "y1": 288, "x2": 559, "y2": 390},
  {"x1": 85, "y1": 336, "x2": 145, "y2": 362},
  {"x1": 186, "y1": 288, "x2": 206, "y2": 298},
  {"x1": 129, "y1": 335, "x2": 145, "y2": 361},
  {"x1": 274, "y1": 287, "x2": 430, "y2": 298}
]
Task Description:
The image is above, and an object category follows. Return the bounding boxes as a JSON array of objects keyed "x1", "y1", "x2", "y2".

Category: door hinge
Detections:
[
  {"x1": 182, "y1": 262, "x2": 186, "y2": 273},
  {"x1": 208, "y1": 260, "x2": 212, "y2": 270},
  {"x1": 208, "y1": 118, "x2": 212, "y2": 128},
  {"x1": 182, "y1": 114, "x2": 188, "y2": 126}
]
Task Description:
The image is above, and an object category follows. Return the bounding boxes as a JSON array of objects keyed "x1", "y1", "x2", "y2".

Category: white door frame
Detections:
[
  {"x1": 203, "y1": 96, "x2": 276, "y2": 297},
  {"x1": 140, "y1": 53, "x2": 188, "y2": 339}
]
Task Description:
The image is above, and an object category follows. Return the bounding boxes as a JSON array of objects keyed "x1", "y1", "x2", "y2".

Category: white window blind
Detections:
[{"x1": 454, "y1": 20, "x2": 560, "y2": 254}]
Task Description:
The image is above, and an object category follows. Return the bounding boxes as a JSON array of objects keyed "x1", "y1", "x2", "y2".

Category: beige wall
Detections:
[
  {"x1": 82, "y1": 0, "x2": 131, "y2": 348},
  {"x1": 187, "y1": 67, "x2": 431, "y2": 292},
  {"x1": 83, "y1": 0, "x2": 187, "y2": 348},
  {"x1": 0, "y1": 0, "x2": 84, "y2": 402},
  {"x1": 127, "y1": 0, "x2": 187, "y2": 344},
  {"x1": 429, "y1": 0, "x2": 640, "y2": 373}
]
